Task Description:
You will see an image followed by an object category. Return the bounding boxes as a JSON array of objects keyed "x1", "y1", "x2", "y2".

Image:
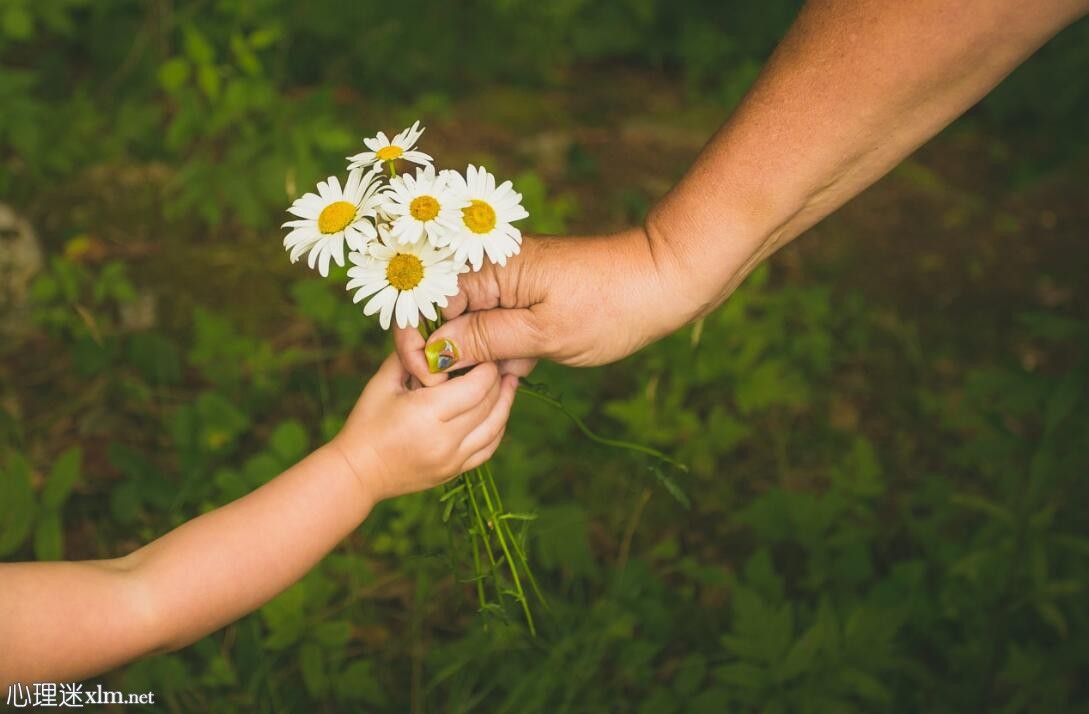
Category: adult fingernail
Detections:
[{"x1": 425, "y1": 338, "x2": 459, "y2": 373}]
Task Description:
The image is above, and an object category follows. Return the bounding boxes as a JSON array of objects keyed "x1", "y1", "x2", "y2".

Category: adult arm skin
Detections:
[
  {"x1": 396, "y1": 0, "x2": 1089, "y2": 384},
  {"x1": 0, "y1": 356, "x2": 517, "y2": 685}
]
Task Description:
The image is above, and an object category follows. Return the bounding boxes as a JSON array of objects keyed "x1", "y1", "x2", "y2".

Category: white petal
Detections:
[
  {"x1": 395, "y1": 290, "x2": 417, "y2": 329},
  {"x1": 287, "y1": 203, "x2": 320, "y2": 219}
]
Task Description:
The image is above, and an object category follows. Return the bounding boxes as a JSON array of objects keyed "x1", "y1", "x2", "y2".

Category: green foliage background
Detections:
[{"x1": 2, "y1": 1, "x2": 1088, "y2": 711}]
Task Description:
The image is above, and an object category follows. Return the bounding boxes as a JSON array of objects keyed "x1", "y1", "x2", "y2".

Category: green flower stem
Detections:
[
  {"x1": 482, "y1": 461, "x2": 548, "y2": 610},
  {"x1": 464, "y1": 466, "x2": 503, "y2": 605},
  {"x1": 419, "y1": 317, "x2": 543, "y2": 634},
  {"x1": 517, "y1": 384, "x2": 688, "y2": 471},
  {"x1": 467, "y1": 510, "x2": 487, "y2": 610},
  {"x1": 474, "y1": 465, "x2": 536, "y2": 636}
]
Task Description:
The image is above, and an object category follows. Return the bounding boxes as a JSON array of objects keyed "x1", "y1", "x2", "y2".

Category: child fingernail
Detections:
[{"x1": 426, "y1": 338, "x2": 459, "y2": 373}]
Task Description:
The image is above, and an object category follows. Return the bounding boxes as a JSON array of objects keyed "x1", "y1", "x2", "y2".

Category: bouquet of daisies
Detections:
[
  {"x1": 282, "y1": 121, "x2": 545, "y2": 633},
  {"x1": 283, "y1": 121, "x2": 527, "y2": 326}
]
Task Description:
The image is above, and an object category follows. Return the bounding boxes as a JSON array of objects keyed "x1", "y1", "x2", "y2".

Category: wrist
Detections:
[
  {"x1": 633, "y1": 216, "x2": 713, "y2": 336},
  {"x1": 644, "y1": 187, "x2": 776, "y2": 321},
  {"x1": 321, "y1": 440, "x2": 383, "y2": 513}
]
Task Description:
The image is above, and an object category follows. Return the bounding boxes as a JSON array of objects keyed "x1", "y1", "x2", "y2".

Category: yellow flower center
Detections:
[
  {"x1": 410, "y1": 195, "x2": 440, "y2": 222},
  {"x1": 376, "y1": 146, "x2": 404, "y2": 161},
  {"x1": 386, "y1": 253, "x2": 424, "y2": 291},
  {"x1": 317, "y1": 201, "x2": 356, "y2": 234},
  {"x1": 462, "y1": 199, "x2": 497, "y2": 234}
]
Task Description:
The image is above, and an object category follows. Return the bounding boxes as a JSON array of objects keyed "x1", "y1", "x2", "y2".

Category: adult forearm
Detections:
[
  {"x1": 647, "y1": 0, "x2": 1089, "y2": 317},
  {"x1": 394, "y1": 0, "x2": 1087, "y2": 376}
]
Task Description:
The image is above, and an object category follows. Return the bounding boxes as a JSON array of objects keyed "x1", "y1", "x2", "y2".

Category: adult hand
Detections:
[
  {"x1": 393, "y1": 227, "x2": 702, "y2": 386},
  {"x1": 396, "y1": 0, "x2": 1089, "y2": 387}
]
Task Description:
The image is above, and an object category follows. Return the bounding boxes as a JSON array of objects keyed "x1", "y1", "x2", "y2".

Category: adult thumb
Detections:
[{"x1": 424, "y1": 307, "x2": 541, "y2": 374}]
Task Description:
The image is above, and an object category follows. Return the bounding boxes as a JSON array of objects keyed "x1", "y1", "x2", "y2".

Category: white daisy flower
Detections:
[
  {"x1": 443, "y1": 165, "x2": 529, "y2": 271},
  {"x1": 345, "y1": 229, "x2": 463, "y2": 330},
  {"x1": 282, "y1": 168, "x2": 387, "y2": 277},
  {"x1": 347, "y1": 120, "x2": 433, "y2": 172},
  {"x1": 381, "y1": 165, "x2": 467, "y2": 249}
]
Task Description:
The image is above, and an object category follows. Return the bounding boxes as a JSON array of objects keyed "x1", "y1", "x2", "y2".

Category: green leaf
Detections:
[
  {"x1": 336, "y1": 660, "x2": 384, "y2": 703},
  {"x1": 299, "y1": 642, "x2": 326, "y2": 697},
  {"x1": 197, "y1": 64, "x2": 220, "y2": 100},
  {"x1": 312, "y1": 620, "x2": 352, "y2": 649},
  {"x1": 1036, "y1": 600, "x2": 1068, "y2": 638},
  {"x1": 243, "y1": 453, "x2": 281, "y2": 486},
  {"x1": 290, "y1": 279, "x2": 339, "y2": 326},
  {"x1": 724, "y1": 584, "x2": 795, "y2": 663},
  {"x1": 261, "y1": 582, "x2": 307, "y2": 650},
  {"x1": 497, "y1": 512, "x2": 538, "y2": 521},
  {"x1": 34, "y1": 511, "x2": 63, "y2": 561},
  {"x1": 639, "y1": 690, "x2": 681, "y2": 714},
  {"x1": 321, "y1": 415, "x2": 343, "y2": 443},
  {"x1": 109, "y1": 480, "x2": 142, "y2": 524},
  {"x1": 1017, "y1": 312, "x2": 1086, "y2": 342},
  {"x1": 780, "y1": 618, "x2": 823, "y2": 680},
  {"x1": 708, "y1": 406, "x2": 751, "y2": 455},
  {"x1": 673, "y1": 653, "x2": 707, "y2": 696},
  {"x1": 839, "y1": 667, "x2": 891, "y2": 703},
  {"x1": 830, "y1": 436, "x2": 884, "y2": 498},
  {"x1": 1044, "y1": 371, "x2": 1083, "y2": 434},
  {"x1": 183, "y1": 27, "x2": 215, "y2": 65},
  {"x1": 713, "y1": 662, "x2": 765, "y2": 689},
  {"x1": 652, "y1": 465, "x2": 690, "y2": 509},
  {"x1": 0, "y1": 453, "x2": 36, "y2": 556},
  {"x1": 229, "y1": 34, "x2": 261, "y2": 75},
  {"x1": 734, "y1": 360, "x2": 809, "y2": 415},
  {"x1": 269, "y1": 420, "x2": 308, "y2": 463},
  {"x1": 2, "y1": 5, "x2": 33, "y2": 39},
  {"x1": 439, "y1": 484, "x2": 465, "y2": 502},
  {"x1": 196, "y1": 392, "x2": 249, "y2": 453},
  {"x1": 128, "y1": 332, "x2": 182, "y2": 386},
  {"x1": 742, "y1": 548, "x2": 784, "y2": 602},
  {"x1": 42, "y1": 447, "x2": 81, "y2": 511},
  {"x1": 442, "y1": 496, "x2": 456, "y2": 523},
  {"x1": 950, "y1": 493, "x2": 1014, "y2": 525},
  {"x1": 312, "y1": 126, "x2": 355, "y2": 152},
  {"x1": 248, "y1": 26, "x2": 282, "y2": 49},
  {"x1": 202, "y1": 654, "x2": 238, "y2": 687},
  {"x1": 535, "y1": 504, "x2": 596, "y2": 578}
]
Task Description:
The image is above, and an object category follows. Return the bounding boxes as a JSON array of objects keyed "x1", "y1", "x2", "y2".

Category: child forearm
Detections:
[
  {"x1": 0, "y1": 443, "x2": 376, "y2": 684},
  {"x1": 126, "y1": 444, "x2": 374, "y2": 652}
]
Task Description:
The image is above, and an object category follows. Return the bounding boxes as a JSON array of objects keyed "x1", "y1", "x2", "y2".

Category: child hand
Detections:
[{"x1": 330, "y1": 353, "x2": 518, "y2": 503}]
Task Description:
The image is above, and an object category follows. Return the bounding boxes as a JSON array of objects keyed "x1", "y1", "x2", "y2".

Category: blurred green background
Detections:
[{"x1": 2, "y1": 1, "x2": 1088, "y2": 711}]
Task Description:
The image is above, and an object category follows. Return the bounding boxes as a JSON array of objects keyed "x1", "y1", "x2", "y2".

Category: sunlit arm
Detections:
[
  {"x1": 647, "y1": 0, "x2": 1089, "y2": 318},
  {"x1": 0, "y1": 352, "x2": 516, "y2": 686},
  {"x1": 396, "y1": 0, "x2": 1089, "y2": 380},
  {"x1": 0, "y1": 444, "x2": 375, "y2": 686}
]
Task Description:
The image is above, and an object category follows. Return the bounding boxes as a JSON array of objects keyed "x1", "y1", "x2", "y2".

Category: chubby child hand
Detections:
[{"x1": 330, "y1": 353, "x2": 518, "y2": 503}]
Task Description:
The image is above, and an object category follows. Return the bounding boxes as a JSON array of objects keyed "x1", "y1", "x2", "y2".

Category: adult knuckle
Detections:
[
  {"x1": 468, "y1": 313, "x2": 494, "y2": 360},
  {"x1": 520, "y1": 311, "x2": 549, "y2": 356}
]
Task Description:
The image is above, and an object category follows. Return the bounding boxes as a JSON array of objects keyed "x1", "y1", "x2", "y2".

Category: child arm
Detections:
[{"x1": 0, "y1": 355, "x2": 517, "y2": 684}]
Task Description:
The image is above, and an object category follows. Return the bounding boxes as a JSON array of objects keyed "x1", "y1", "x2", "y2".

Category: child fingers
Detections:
[
  {"x1": 459, "y1": 374, "x2": 517, "y2": 457},
  {"x1": 444, "y1": 372, "x2": 502, "y2": 432},
  {"x1": 393, "y1": 324, "x2": 448, "y2": 387},
  {"x1": 424, "y1": 362, "x2": 501, "y2": 421},
  {"x1": 372, "y1": 352, "x2": 410, "y2": 393},
  {"x1": 459, "y1": 425, "x2": 506, "y2": 473}
]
